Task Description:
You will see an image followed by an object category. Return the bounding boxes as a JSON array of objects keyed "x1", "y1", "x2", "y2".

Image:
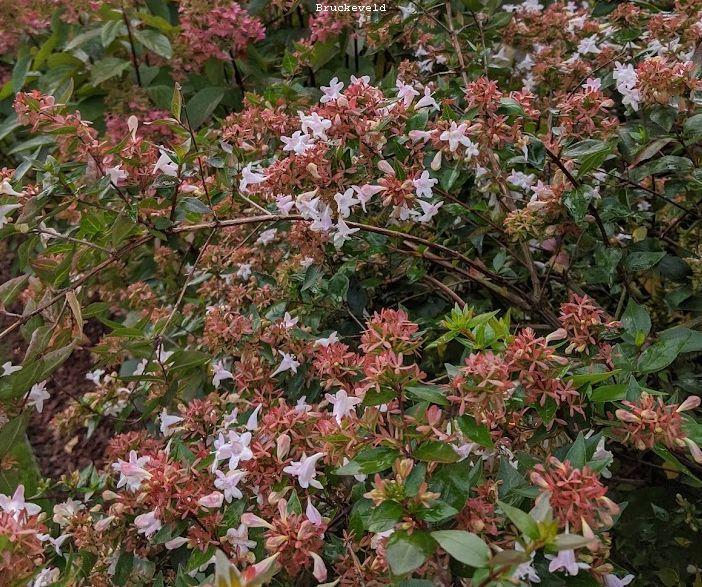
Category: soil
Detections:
[{"x1": 1, "y1": 249, "x2": 114, "y2": 478}]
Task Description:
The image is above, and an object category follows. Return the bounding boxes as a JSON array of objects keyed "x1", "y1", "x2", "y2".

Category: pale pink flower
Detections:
[
  {"x1": 212, "y1": 361, "x2": 234, "y2": 388},
  {"x1": 547, "y1": 550, "x2": 589, "y2": 575},
  {"x1": 27, "y1": 380, "x2": 50, "y2": 413},
  {"x1": 325, "y1": 389, "x2": 362, "y2": 424},
  {"x1": 215, "y1": 469, "x2": 246, "y2": 502},
  {"x1": 283, "y1": 452, "x2": 325, "y2": 489},
  {"x1": 320, "y1": 77, "x2": 344, "y2": 103},
  {"x1": 198, "y1": 491, "x2": 225, "y2": 509},
  {"x1": 134, "y1": 510, "x2": 162, "y2": 538},
  {"x1": 0, "y1": 485, "x2": 41, "y2": 518},
  {"x1": 271, "y1": 351, "x2": 300, "y2": 376},
  {"x1": 1, "y1": 361, "x2": 22, "y2": 376},
  {"x1": 159, "y1": 409, "x2": 183, "y2": 436},
  {"x1": 112, "y1": 450, "x2": 151, "y2": 492},
  {"x1": 439, "y1": 121, "x2": 474, "y2": 152}
]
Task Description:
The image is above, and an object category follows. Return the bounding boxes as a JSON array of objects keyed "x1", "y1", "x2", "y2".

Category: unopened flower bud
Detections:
[
  {"x1": 395, "y1": 458, "x2": 414, "y2": 480},
  {"x1": 94, "y1": 516, "x2": 115, "y2": 532},
  {"x1": 197, "y1": 491, "x2": 224, "y2": 509},
  {"x1": 266, "y1": 535, "x2": 288, "y2": 550},
  {"x1": 241, "y1": 512, "x2": 273, "y2": 529},
  {"x1": 677, "y1": 396, "x2": 701, "y2": 412},
  {"x1": 685, "y1": 438, "x2": 702, "y2": 464},
  {"x1": 615, "y1": 409, "x2": 639, "y2": 423},
  {"x1": 164, "y1": 536, "x2": 189, "y2": 550},
  {"x1": 277, "y1": 434, "x2": 291, "y2": 460},
  {"x1": 431, "y1": 151, "x2": 442, "y2": 171},
  {"x1": 378, "y1": 160, "x2": 395, "y2": 175},
  {"x1": 307, "y1": 163, "x2": 320, "y2": 179}
]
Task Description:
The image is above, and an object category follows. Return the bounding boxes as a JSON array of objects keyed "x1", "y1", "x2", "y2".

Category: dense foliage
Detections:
[{"x1": 1, "y1": 0, "x2": 702, "y2": 585}]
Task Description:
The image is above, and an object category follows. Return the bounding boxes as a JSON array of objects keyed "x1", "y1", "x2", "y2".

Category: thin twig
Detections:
[
  {"x1": 0, "y1": 236, "x2": 150, "y2": 342},
  {"x1": 160, "y1": 229, "x2": 216, "y2": 335},
  {"x1": 444, "y1": 0, "x2": 471, "y2": 89},
  {"x1": 545, "y1": 145, "x2": 610, "y2": 247},
  {"x1": 122, "y1": 4, "x2": 142, "y2": 87},
  {"x1": 33, "y1": 229, "x2": 112, "y2": 254},
  {"x1": 423, "y1": 274, "x2": 465, "y2": 308}
]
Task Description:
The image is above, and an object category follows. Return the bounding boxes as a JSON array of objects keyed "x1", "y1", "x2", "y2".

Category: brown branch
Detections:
[
  {"x1": 444, "y1": 0, "x2": 471, "y2": 90},
  {"x1": 611, "y1": 171, "x2": 699, "y2": 217},
  {"x1": 403, "y1": 242, "x2": 559, "y2": 326},
  {"x1": 423, "y1": 275, "x2": 466, "y2": 308},
  {"x1": 0, "y1": 235, "x2": 151, "y2": 342},
  {"x1": 1, "y1": 212, "x2": 560, "y2": 343},
  {"x1": 122, "y1": 5, "x2": 142, "y2": 87}
]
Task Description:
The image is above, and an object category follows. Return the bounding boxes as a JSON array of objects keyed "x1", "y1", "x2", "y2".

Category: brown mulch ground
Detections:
[{"x1": 1, "y1": 248, "x2": 114, "y2": 478}]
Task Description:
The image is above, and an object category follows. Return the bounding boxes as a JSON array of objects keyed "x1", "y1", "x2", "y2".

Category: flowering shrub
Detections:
[{"x1": 1, "y1": 0, "x2": 702, "y2": 585}]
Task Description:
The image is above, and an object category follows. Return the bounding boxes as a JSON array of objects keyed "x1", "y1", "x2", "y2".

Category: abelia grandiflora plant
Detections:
[
  {"x1": 3, "y1": 303, "x2": 668, "y2": 585},
  {"x1": 2, "y1": 0, "x2": 702, "y2": 585}
]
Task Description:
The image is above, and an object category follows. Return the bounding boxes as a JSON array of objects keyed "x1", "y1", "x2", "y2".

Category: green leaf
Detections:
[
  {"x1": 181, "y1": 197, "x2": 212, "y2": 215},
  {"x1": 170, "y1": 83, "x2": 182, "y2": 121},
  {"x1": 416, "y1": 500, "x2": 459, "y2": 523},
  {"x1": 414, "y1": 441, "x2": 460, "y2": 464},
  {"x1": 386, "y1": 532, "x2": 433, "y2": 575},
  {"x1": 352, "y1": 446, "x2": 399, "y2": 474},
  {"x1": 621, "y1": 299, "x2": 651, "y2": 345},
  {"x1": 12, "y1": 48, "x2": 31, "y2": 93},
  {"x1": 0, "y1": 433, "x2": 40, "y2": 494},
  {"x1": 637, "y1": 337, "x2": 687, "y2": 373},
  {"x1": 590, "y1": 383, "x2": 627, "y2": 402},
  {"x1": 65, "y1": 28, "x2": 102, "y2": 51},
  {"x1": 362, "y1": 388, "x2": 396, "y2": 406},
  {"x1": 301, "y1": 265, "x2": 322, "y2": 291},
  {"x1": 23, "y1": 325, "x2": 53, "y2": 362},
  {"x1": 565, "y1": 432, "x2": 587, "y2": 468},
  {"x1": 571, "y1": 370, "x2": 617, "y2": 387},
  {"x1": 405, "y1": 384, "x2": 448, "y2": 406},
  {"x1": 91, "y1": 57, "x2": 131, "y2": 86},
  {"x1": 630, "y1": 156, "x2": 693, "y2": 180},
  {"x1": 186, "y1": 546, "x2": 215, "y2": 572},
  {"x1": 38, "y1": 343, "x2": 75, "y2": 381},
  {"x1": 683, "y1": 113, "x2": 702, "y2": 143},
  {"x1": 34, "y1": 32, "x2": 59, "y2": 69},
  {"x1": 440, "y1": 165, "x2": 461, "y2": 191},
  {"x1": 168, "y1": 350, "x2": 210, "y2": 371},
  {"x1": 485, "y1": 11, "x2": 512, "y2": 28},
  {"x1": 498, "y1": 97, "x2": 524, "y2": 117},
  {"x1": 111, "y1": 215, "x2": 137, "y2": 246},
  {"x1": 407, "y1": 110, "x2": 428, "y2": 131},
  {"x1": 624, "y1": 251, "x2": 666, "y2": 272},
  {"x1": 0, "y1": 413, "x2": 29, "y2": 459},
  {"x1": 563, "y1": 139, "x2": 608, "y2": 158},
  {"x1": 0, "y1": 275, "x2": 28, "y2": 306},
  {"x1": 497, "y1": 501, "x2": 539, "y2": 540},
  {"x1": 367, "y1": 501, "x2": 403, "y2": 533},
  {"x1": 576, "y1": 148, "x2": 611, "y2": 179},
  {"x1": 185, "y1": 87, "x2": 225, "y2": 129},
  {"x1": 134, "y1": 29, "x2": 173, "y2": 59},
  {"x1": 101, "y1": 20, "x2": 124, "y2": 47},
  {"x1": 146, "y1": 0, "x2": 172, "y2": 20},
  {"x1": 0, "y1": 114, "x2": 19, "y2": 142},
  {"x1": 430, "y1": 530, "x2": 490, "y2": 567},
  {"x1": 113, "y1": 551, "x2": 135, "y2": 586},
  {"x1": 456, "y1": 415, "x2": 494, "y2": 448},
  {"x1": 327, "y1": 271, "x2": 350, "y2": 302},
  {"x1": 658, "y1": 327, "x2": 702, "y2": 354},
  {"x1": 563, "y1": 187, "x2": 590, "y2": 224}
]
